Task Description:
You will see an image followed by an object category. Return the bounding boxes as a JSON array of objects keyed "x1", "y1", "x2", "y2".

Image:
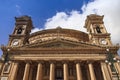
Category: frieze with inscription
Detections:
[{"x1": 29, "y1": 33, "x2": 79, "y2": 44}]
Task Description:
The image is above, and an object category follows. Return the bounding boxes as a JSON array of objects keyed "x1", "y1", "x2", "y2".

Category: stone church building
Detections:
[{"x1": 0, "y1": 14, "x2": 120, "y2": 80}]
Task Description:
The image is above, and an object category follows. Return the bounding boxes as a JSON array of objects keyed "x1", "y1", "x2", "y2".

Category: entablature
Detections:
[{"x1": 1, "y1": 45, "x2": 118, "y2": 55}]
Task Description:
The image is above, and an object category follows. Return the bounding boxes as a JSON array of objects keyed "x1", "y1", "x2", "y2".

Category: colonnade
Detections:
[{"x1": 7, "y1": 61, "x2": 120, "y2": 80}]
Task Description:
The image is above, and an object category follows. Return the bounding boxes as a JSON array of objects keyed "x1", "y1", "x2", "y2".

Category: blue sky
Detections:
[
  {"x1": 0, "y1": 0, "x2": 120, "y2": 55},
  {"x1": 0, "y1": 0, "x2": 89, "y2": 55},
  {"x1": 0, "y1": 0, "x2": 89, "y2": 44}
]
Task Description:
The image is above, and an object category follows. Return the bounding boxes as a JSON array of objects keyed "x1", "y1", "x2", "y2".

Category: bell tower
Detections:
[
  {"x1": 8, "y1": 16, "x2": 33, "y2": 47},
  {"x1": 84, "y1": 14, "x2": 112, "y2": 45}
]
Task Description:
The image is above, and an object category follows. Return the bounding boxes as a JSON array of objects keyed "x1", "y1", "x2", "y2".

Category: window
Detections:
[
  {"x1": 96, "y1": 25, "x2": 102, "y2": 33},
  {"x1": 17, "y1": 27, "x2": 23, "y2": 34}
]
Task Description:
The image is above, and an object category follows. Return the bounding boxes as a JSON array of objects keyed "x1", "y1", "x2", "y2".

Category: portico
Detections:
[{"x1": 8, "y1": 60, "x2": 106, "y2": 80}]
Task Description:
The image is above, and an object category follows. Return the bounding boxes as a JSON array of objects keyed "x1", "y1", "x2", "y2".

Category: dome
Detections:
[{"x1": 29, "y1": 28, "x2": 89, "y2": 44}]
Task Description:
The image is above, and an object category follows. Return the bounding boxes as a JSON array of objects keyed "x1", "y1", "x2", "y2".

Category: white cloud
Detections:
[
  {"x1": 44, "y1": 0, "x2": 120, "y2": 46},
  {"x1": 44, "y1": 11, "x2": 86, "y2": 32},
  {"x1": 31, "y1": 28, "x2": 43, "y2": 34},
  {"x1": 15, "y1": 4, "x2": 22, "y2": 15}
]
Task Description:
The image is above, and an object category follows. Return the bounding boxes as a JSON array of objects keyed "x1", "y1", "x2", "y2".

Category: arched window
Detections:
[
  {"x1": 17, "y1": 27, "x2": 23, "y2": 34},
  {"x1": 96, "y1": 25, "x2": 102, "y2": 33}
]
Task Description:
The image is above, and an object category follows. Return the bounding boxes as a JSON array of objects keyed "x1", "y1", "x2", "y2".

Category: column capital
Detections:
[
  {"x1": 36, "y1": 60, "x2": 44, "y2": 64},
  {"x1": 24, "y1": 60, "x2": 32, "y2": 64},
  {"x1": 87, "y1": 60, "x2": 95, "y2": 64},
  {"x1": 49, "y1": 60, "x2": 56, "y2": 64},
  {"x1": 62, "y1": 60, "x2": 69, "y2": 64},
  {"x1": 11, "y1": 60, "x2": 19, "y2": 63},
  {"x1": 74, "y1": 60, "x2": 82, "y2": 64}
]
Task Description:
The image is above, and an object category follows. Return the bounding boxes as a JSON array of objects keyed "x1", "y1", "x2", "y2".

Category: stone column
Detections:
[
  {"x1": 88, "y1": 63, "x2": 96, "y2": 80},
  {"x1": 115, "y1": 63, "x2": 120, "y2": 75},
  {"x1": 23, "y1": 63, "x2": 30, "y2": 80},
  {"x1": 63, "y1": 63, "x2": 68, "y2": 80},
  {"x1": 101, "y1": 62, "x2": 111, "y2": 80},
  {"x1": 36, "y1": 63, "x2": 43, "y2": 80},
  {"x1": 10, "y1": 62, "x2": 19, "y2": 80},
  {"x1": 50, "y1": 63, "x2": 55, "y2": 80},
  {"x1": 76, "y1": 63, "x2": 82, "y2": 80}
]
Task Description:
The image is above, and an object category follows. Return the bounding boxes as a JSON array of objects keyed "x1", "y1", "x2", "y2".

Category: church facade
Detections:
[{"x1": 0, "y1": 14, "x2": 120, "y2": 80}]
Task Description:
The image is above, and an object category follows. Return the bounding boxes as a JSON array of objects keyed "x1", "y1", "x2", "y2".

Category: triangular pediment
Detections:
[
  {"x1": 25, "y1": 38, "x2": 101, "y2": 49},
  {"x1": 40, "y1": 40, "x2": 79, "y2": 48}
]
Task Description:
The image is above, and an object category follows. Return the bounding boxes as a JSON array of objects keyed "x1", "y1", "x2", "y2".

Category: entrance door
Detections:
[{"x1": 55, "y1": 68, "x2": 63, "y2": 80}]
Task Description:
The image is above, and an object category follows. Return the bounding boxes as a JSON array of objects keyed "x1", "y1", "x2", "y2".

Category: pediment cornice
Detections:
[
  {"x1": 1, "y1": 44, "x2": 119, "y2": 55},
  {"x1": 25, "y1": 38, "x2": 101, "y2": 49}
]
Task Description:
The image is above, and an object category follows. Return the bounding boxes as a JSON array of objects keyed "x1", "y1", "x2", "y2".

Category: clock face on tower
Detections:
[
  {"x1": 11, "y1": 39, "x2": 20, "y2": 46},
  {"x1": 99, "y1": 39, "x2": 107, "y2": 45}
]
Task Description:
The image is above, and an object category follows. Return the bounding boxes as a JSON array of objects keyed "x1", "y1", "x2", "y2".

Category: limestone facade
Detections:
[{"x1": 0, "y1": 14, "x2": 120, "y2": 80}]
